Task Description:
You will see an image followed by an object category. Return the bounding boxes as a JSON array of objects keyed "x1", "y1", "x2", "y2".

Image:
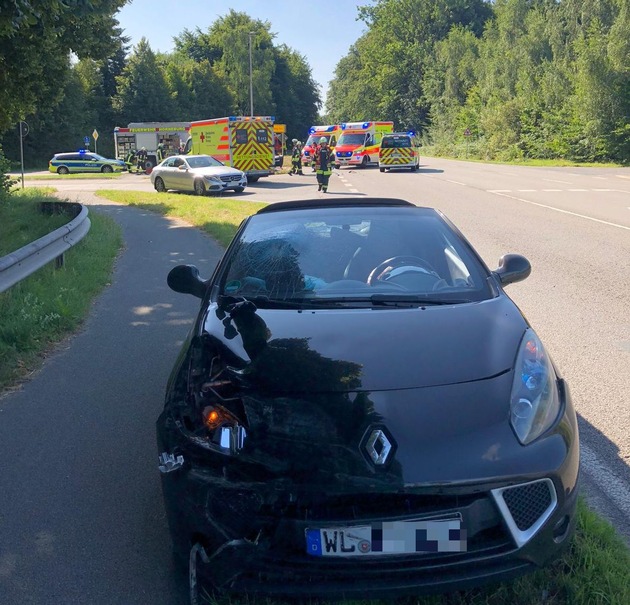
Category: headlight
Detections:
[{"x1": 510, "y1": 329, "x2": 561, "y2": 444}]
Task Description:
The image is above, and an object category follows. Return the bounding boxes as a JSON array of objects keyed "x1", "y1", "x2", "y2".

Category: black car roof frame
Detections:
[{"x1": 256, "y1": 197, "x2": 416, "y2": 214}]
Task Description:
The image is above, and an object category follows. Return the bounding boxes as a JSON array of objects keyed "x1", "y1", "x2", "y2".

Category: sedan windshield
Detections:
[
  {"x1": 220, "y1": 206, "x2": 493, "y2": 306},
  {"x1": 186, "y1": 156, "x2": 223, "y2": 169}
]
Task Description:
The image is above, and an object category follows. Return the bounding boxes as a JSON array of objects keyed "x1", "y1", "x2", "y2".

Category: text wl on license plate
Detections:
[{"x1": 306, "y1": 517, "x2": 466, "y2": 557}]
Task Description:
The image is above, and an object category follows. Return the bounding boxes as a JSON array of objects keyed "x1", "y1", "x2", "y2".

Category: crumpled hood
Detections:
[{"x1": 204, "y1": 295, "x2": 528, "y2": 393}]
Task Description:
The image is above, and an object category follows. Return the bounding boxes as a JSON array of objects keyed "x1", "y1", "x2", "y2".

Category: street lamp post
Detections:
[{"x1": 248, "y1": 31, "x2": 255, "y2": 117}]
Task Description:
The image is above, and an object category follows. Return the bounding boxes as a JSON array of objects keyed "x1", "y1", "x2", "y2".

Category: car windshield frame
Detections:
[{"x1": 215, "y1": 205, "x2": 494, "y2": 307}]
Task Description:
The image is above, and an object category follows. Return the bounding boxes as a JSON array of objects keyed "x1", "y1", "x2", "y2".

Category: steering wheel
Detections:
[{"x1": 367, "y1": 256, "x2": 438, "y2": 286}]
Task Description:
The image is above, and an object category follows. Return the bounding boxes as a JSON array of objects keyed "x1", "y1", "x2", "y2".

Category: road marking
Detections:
[
  {"x1": 488, "y1": 191, "x2": 630, "y2": 231},
  {"x1": 568, "y1": 189, "x2": 589, "y2": 192},
  {"x1": 349, "y1": 189, "x2": 359, "y2": 193},
  {"x1": 542, "y1": 178, "x2": 572, "y2": 184},
  {"x1": 518, "y1": 189, "x2": 536, "y2": 192},
  {"x1": 616, "y1": 175, "x2": 630, "y2": 179},
  {"x1": 592, "y1": 189, "x2": 614, "y2": 192},
  {"x1": 593, "y1": 176, "x2": 607, "y2": 180},
  {"x1": 488, "y1": 189, "x2": 511, "y2": 193},
  {"x1": 581, "y1": 442, "x2": 630, "y2": 520},
  {"x1": 445, "y1": 179, "x2": 467, "y2": 186},
  {"x1": 542, "y1": 189, "x2": 562, "y2": 192},
  {"x1": 344, "y1": 182, "x2": 353, "y2": 187}
]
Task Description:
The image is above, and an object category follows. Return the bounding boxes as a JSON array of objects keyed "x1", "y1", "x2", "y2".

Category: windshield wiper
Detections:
[
  {"x1": 369, "y1": 294, "x2": 471, "y2": 306},
  {"x1": 218, "y1": 294, "x2": 332, "y2": 310}
]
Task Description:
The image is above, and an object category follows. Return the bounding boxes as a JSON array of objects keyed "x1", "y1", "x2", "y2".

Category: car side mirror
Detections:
[
  {"x1": 178, "y1": 165, "x2": 187, "y2": 171},
  {"x1": 493, "y1": 254, "x2": 531, "y2": 286},
  {"x1": 167, "y1": 265, "x2": 207, "y2": 298}
]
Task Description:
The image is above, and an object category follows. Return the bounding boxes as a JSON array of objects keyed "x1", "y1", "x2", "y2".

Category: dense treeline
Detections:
[
  {"x1": 1, "y1": 1, "x2": 628, "y2": 171},
  {"x1": 326, "y1": 0, "x2": 630, "y2": 163},
  {"x1": 0, "y1": 7, "x2": 321, "y2": 168}
]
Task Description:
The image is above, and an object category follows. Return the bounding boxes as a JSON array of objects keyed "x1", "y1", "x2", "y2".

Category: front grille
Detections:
[
  {"x1": 502, "y1": 481, "x2": 553, "y2": 531},
  {"x1": 220, "y1": 175, "x2": 241, "y2": 183}
]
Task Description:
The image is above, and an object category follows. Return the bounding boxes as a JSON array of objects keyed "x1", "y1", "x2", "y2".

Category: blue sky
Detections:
[{"x1": 115, "y1": 0, "x2": 370, "y2": 108}]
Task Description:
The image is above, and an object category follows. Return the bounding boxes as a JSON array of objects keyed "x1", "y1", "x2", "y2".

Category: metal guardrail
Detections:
[{"x1": 0, "y1": 202, "x2": 91, "y2": 293}]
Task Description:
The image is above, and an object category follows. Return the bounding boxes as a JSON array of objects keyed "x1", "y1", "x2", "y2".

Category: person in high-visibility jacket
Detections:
[
  {"x1": 156, "y1": 143, "x2": 165, "y2": 163},
  {"x1": 288, "y1": 140, "x2": 303, "y2": 175},
  {"x1": 315, "y1": 137, "x2": 334, "y2": 193},
  {"x1": 125, "y1": 149, "x2": 137, "y2": 173}
]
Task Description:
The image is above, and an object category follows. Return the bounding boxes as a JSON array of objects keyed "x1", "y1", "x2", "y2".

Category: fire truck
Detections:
[
  {"x1": 113, "y1": 122, "x2": 191, "y2": 170},
  {"x1": 301, "y1": 124, "x2": 341, "y2": 167},
  {"x1": 334, "y1": 121, "x2": 394, "y2": 168},
  {"x1": 184, "y1": 116, "x2": 275, "y2": 182}
]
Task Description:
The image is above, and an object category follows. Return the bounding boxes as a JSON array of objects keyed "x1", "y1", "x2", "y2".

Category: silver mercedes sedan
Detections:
[{"x1": 150, "y1": 154, "x2": 247, "y2": 195}]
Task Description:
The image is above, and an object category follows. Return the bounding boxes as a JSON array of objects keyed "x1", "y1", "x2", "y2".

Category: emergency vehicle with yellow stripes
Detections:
[
  {"x1": 334, "y1": 121, "x2": 394, "y2": 168},
  {"x1": 184, "y1": 116, "x2": 275, "y2": 182},
  {"x1": 378, "y1": 131, "x2": 421, "y2": 172}
]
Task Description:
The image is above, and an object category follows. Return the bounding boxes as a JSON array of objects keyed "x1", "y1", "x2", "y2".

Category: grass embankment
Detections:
[
  {"x1": 0, "y1": 189, "x2": 122, "y2": 389},
  {"x1": 2, "y1": 187, "x2": 628, "y2": 604}
]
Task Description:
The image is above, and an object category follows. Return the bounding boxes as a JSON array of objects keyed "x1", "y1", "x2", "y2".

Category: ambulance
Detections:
[
  {"x1": 334, "y1": 121, "x2": 394, "y2": 168},
  {"x1": 378, "y1": 131, "x2": 421, "y2": 172},
  {"x1": 113, "y1": 122, "x2": 191, "y2": 171},
  {"x1": 184, "y1": 116, "x2": 275, "y2": 182},
  {"x1": 301, "y1": 124, "x2": 341, "y2": 167}
]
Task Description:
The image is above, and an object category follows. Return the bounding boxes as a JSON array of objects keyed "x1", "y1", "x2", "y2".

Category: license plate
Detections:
[{"x1": 306, "y1": 516, "x2": 466, "y2": 557}]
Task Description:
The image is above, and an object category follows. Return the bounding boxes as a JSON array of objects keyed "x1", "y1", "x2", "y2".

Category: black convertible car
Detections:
[{"x1": 157, "y1": 198, "x2": 579, "y2": 600}]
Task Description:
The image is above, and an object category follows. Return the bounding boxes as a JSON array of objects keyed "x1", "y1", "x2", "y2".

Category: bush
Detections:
[{"x1": 0, "y1": 144, "x2": 16, "y2": 202}]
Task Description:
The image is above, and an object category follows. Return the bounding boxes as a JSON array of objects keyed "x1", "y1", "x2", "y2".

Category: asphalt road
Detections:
[{"x1": 1, "y1": 160, "x2": 629, "y2": 604}]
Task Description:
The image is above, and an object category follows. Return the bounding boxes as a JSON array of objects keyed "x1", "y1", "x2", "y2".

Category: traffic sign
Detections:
[
  {"x1": 464, "y1": 128, "x2": 471, "y2": 137},
  {"x1": 93, "y1": 129, "x2": 99, "y2": 141},
  {"x1": 84, "y1": 136, "x2": 90, "y2": 145}
]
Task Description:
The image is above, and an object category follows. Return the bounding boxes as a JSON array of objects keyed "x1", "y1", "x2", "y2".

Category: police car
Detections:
[{"x1": 48, "y1": 151, "x2": 126, "y2": 175}]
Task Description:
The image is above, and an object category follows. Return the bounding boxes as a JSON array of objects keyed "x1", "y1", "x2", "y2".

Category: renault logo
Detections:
[{"x1": 363, "y1": 427, "x2": 395, "y2": 466}]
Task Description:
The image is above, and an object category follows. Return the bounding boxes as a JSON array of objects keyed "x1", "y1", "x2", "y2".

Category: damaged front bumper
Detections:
[{"x1": 157, "y1": 419, "x2": 578, "y2": 599}]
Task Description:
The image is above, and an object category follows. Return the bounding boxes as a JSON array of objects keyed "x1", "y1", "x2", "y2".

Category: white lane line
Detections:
[
  {"x1": 542, "y1": 189, "x2": 562, "y2": 192},
  {"x1": 488, "y1": 189, "x2": 511, "y2": 193},
  {"x1": 542, "y1": 178, "x2": 572, "y2": 184},
  {"x1": 445, "y1": 179, "x2": 467, "y2": 186},
  {"x1": 568, "y1": 189, "x2": 588, "y2": 192},
  {"x1": 344, "y1": 182, "x2": 353, "y2": 187},
  {"x1": 581, "y1": 443, "x2": 630, "y2": 520},
  {"x1": 489, "y1": 191, "x2": 630, "y2": 231},
  {"x1": 592, "y1": 189, "x2": 613, "y2": 192},
  {"x1": 593, "y1": 176, "x2": 607, "y2": 180},
  {"x1": 349, "y1": 189, "x2": 359, "y2": 193},
  {"x1": 518, "y1": 189, "x2": 536, "y2": 192},
  {"x1": 616, "y1": 175, "x2": 630, "y2": 180}
]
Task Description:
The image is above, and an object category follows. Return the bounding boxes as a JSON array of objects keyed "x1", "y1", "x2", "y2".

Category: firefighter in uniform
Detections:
[
  {"x1": 315, "y1": 137, "x2": 334, "y2": 193},
  {"x1": 156, "y1": 143, "x2": 165, "y2": 163},
  {"x1": 136, "y1": 147, "x2": 148, "y2": 172},
  {"x1": 288, "y1": 140, "x2": 303, "y2": 175},
  {"x1": 125, "y1": 149, "x2": 137, "y2": 173}
]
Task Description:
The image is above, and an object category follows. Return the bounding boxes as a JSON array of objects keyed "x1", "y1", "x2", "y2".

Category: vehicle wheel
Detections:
[
  {"x1": 248, "y1": 176, "x2": 259, "y2": 183},
  {"x1": 360, "y1": 155, "x2": 369, "y2": 168},
  {"x1": 379, "y1": 167, "x2": 385, "y2": 173},
  {"x1": 101, "y1": 165, "x2": 113, "y2": 174},
  {"x1": 57, "y1": 166, "x2": 69, "y2": 175},
  {"x1": 194, "y1": 179, "x2": 206, "y2": 196},
  {"x1": 412, "y1": 162, "x2": 419, "y2": 172},
  {"x1": 233, "y1": 187, "x2": 245, "y2": 193},
  {"x1": 154, "y1": 177, "x2": 166, "y2": 193}
]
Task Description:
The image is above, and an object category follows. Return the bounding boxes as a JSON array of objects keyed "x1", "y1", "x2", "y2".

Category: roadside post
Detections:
[
  {"x1": 93, "y1": 129, "x2": 99, "y2": 154},
  {"x1": 464, "y1": 128, "x2": 471, "y2": 158},
  {"x1": 84, "y1": 135, "x2": 90, "y2": 150},
  {"x1": 19, "y1": 121, "x2": 29, "y2": 189}
]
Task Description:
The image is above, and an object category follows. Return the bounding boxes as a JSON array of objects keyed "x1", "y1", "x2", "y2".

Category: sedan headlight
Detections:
[
  {"x1": 510, "y1": 329, "x2": 561, "y2": 444},
  {"x1": 204, "y1": 175, "x2": 222, "y2": 183}
]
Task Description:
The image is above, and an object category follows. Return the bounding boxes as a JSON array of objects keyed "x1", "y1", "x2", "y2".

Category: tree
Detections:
[
  {"x1": 112, "y1": 38, "x2": 175, "y2": 122},
  {"x1": 0, "y1": 0, "x2": 127, "y2": 134}
]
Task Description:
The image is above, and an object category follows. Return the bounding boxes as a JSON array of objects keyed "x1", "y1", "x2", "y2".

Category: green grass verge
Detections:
[
  {"x1": 95, "y1": 189, "x2": 267, "y2": 247},
  {"x1": 0, "y1": 188, "x2": 70, "y2": 255},
  {"x1": 420, "y1": 145, "x2": 624, "y2": 168},
  {"x1": 0, "y1": 192, "x2": 122, "y2": 389}
]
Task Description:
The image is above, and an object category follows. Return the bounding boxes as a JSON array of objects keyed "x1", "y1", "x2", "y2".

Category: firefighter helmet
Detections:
[{"x1": 319, "y1": 137, "x2": 327, "y2": 144}]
